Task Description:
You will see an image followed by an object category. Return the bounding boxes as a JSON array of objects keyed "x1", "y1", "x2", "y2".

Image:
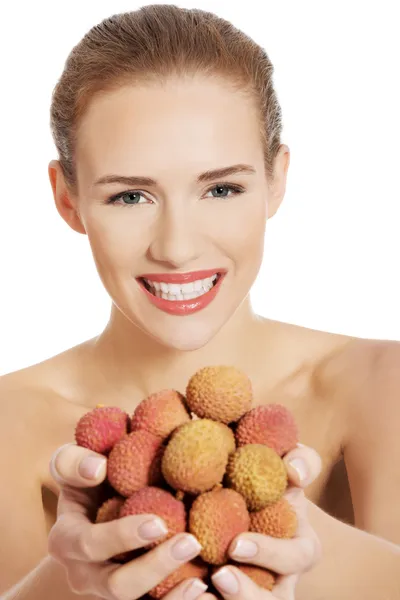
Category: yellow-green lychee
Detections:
[
  {"x1": 226, "y1": 444, "x2": 288, "y2": 511},
  {"x1": 75, "y1": 406, "x2": 129, "y2": 454},
  {"x1": 189, "y1": 487, "x2": 250, "y2": 565},
  {"x1": 161, "y1": 419, "x2": 233, "y2": 494},
  {"x1": 236, "y1": 404, "x2": 299, "y2": 456},
  {"x1": 186, "y1": 366, "x2": 252, "y2": 424},
  {"x1": 107, "y1": 430, "x2": 164, "y2": 497},
  {"x1": 130, "y1": 390, "x2": 190, "y2": 440},
  {"x1": 119, "y1": 486, "x2": 186, "y2": 548},
  {"x1": 250, "y1": 497, "x2": 298, "y2": 538},
  {"x1": 149, "y1": 560, "x2": 208, "y2": 599}
]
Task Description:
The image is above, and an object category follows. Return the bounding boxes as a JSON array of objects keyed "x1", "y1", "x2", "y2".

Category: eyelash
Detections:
[{"x1": 106, "y1": 183, "x2": 245, "y2": 207}]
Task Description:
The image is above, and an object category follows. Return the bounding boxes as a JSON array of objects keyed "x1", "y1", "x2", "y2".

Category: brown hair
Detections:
[{"x1": 50, "y1": 4, "x2": 283, "y2": 194}]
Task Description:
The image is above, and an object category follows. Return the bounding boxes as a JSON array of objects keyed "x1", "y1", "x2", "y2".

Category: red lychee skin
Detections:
[
  {"x1": 75, "y1": 406, "x2": 129, "y2": 455},
  {"x1": 130, "y1": 390, "x2": 190, "y2": 440},
  {"x1": 120, "y1": 486, "x2": 186, "y2": 548},
  {"x1": 235, "y1": 404, "x2": 299, "y2": 457},
  {"x1": 107, "y1": 430, "x2": 164, "y2": 497}
]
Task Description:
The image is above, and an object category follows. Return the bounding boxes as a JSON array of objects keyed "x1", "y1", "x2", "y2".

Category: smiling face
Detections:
[{"x1": 51, "y1": 75, "x2": 289, "y2": 351}]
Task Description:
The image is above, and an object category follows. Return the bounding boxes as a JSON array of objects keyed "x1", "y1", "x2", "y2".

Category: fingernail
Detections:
[
  {"x1": 183, "y1": 579, "x2": 208, "y2": 600},
  {"x1": 78, "y1": 456, "x2": 106, "y2": 479},
  {"x1": 230, "y1": 538, "x2": 258, "y2": 558},
  {"x1": 296, "y1": 442, "x2": 306, "y2": 447},
  {"x1": 288, "y1": 457, "x2": 308, "y2": 483},
  {"x1": 212, "y1": 567, "x2": 240, "y2": 594},
  {"x1": 171, "y1": 534, "x2": 202, "y2": 560},
  {"x1": 138, "y1": 518, "x2": 168, "y2": 540}
]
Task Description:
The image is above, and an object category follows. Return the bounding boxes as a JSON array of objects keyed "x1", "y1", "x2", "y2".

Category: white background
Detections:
[{"x1": 1, "y1": 1, "x2": 399, "y2": 375}]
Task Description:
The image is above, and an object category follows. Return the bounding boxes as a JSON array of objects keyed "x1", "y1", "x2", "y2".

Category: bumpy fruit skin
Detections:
[
  {"x1": 149, "y1": 560, "x2": 208, "y2": 599},
  {"x1": 226, "y1": 444, "x2": 288, "y2": 511},
  {"x1": 162, "y1": 419, "x2": 233, "y2": 494},
  {"x1": 120, "y1": 487, "x2": 186, "y2": 547},
  {"x1": 130, "y1": 390, "x2": 190, "y2": 439},
  {"x1": 250, "y1": 497, "x2": 297, "y2": 538},
  {"x1": 189, "y1": 487, "x2": 250, "y2": 565},
  {"x1": 107, "y1": 430, "x2": 164, "y2": 497},
  {"x1": 186, "y1": 366, "x2": 252, "y2": 424},
  {"x1": 95, "y1": 497, "x2": 124, "y2": 523},
  {"x1": 236, "y1": 404, "x2": 299, "y2": 456},
  {"x1": 235, "y1": 565, "x2": 276, "y2": 590},
  {"x1": 75, "y1": 406, "x2": 129, "y2": 454}
]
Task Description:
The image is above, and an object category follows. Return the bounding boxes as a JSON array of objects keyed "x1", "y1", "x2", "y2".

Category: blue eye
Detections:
[
  {"x1": 107, "y1": 191, "x2": 147, "y2": 206},
  {"x1": 206, "y1": 184, "x2": 244, "y2": 199}
]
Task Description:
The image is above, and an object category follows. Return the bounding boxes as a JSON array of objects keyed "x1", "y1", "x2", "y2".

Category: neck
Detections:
[{"x1": 88, "y1": 297, "x2": 270, "y2": 401}]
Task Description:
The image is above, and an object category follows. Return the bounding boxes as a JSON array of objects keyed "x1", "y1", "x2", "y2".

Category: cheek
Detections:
[{"x1": 84, "y1": 210, "x2": 148, "y2": 270}]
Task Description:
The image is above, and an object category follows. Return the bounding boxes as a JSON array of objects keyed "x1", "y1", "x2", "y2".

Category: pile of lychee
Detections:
[{"x1": 75, "y1": 365, "x2": 300, "y2": 599}]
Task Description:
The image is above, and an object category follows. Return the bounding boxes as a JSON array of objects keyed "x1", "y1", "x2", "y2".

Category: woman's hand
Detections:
[
  {"x1": 209, "y1": 444, "x2": 323, "y2": 599},
  {"x1": 49, "y1": 442, "x2": 322, "y2": 600},
  {"x1": 48, "y1": 443, "x2": 208, "y2": 600}
]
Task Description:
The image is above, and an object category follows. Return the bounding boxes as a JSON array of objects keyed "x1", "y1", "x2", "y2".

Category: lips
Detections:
[{"x1": 136, "y1": 270, "x2": 227, "y2": 316}]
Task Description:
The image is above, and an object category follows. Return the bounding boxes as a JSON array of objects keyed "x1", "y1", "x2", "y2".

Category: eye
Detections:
[
  {"x1": 106, "y1": 191, "x2": 149, "y2": 207},
  {"x1": 205, "y1": 183, "x2": 244, "y2": 199}
]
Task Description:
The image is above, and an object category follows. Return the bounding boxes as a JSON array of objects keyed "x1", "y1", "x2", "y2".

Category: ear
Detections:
[
  {"x1": 267, "y1": 144, "x2": 290, "y2": 218},
  {"x1": 48, "y1": 160, "x2": 86, "y2": 234}
]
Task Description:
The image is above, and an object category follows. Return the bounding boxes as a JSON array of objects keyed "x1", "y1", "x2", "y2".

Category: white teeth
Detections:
[{"x1": 143, "y1": 273, "x2": 220, "y2": 301}]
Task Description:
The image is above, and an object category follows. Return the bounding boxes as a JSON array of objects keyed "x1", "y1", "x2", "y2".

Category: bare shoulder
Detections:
[{"x1": 0, "y1": 340, "x2": 95, "y2": 482}]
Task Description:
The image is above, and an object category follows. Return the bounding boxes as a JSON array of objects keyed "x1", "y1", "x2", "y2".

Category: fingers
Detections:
[
  {"x1": 227, "y1": 490, "x2": 321, "y2": 576},
  {"x1": 49, "y1": 509, "x2": 170, "y2": 562},
  {"x1": 284, "y1": 443, "x2": 322, "y2": 488},
  {"x1": 162, "y1": 578, "x2": 209, "y2": 600},
  {"x1": 211, "y1": 565, "x2": 298, "y2": 599},
  {"x1": 49, "y1": 442, "x2": 107, "y2": 487},
  {"x1": 53, "y1": 532, "x2": 203, "y2": 600},
  {"x1": 105, "y1": 533, "x2": 203, "y2": 600}
]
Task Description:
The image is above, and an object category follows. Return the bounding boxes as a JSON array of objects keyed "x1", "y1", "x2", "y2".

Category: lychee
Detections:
[
  {"x1": 162, "y1": 419, "x2": 233, "y2": 494},
  {"x1": 75, "y1": 406, "x2": 129, "y2": 454},
  {"x1": 186, "y1": 366, "x2": 252, "y2": 424},
  {"x1": 236, "y1": 404, "x2": 299, "y2": 456},
  {"x1": 120, "y1": 487, "x2": 186, "y2": 547},
  {"x1": 95, "y1": 497, "x2": 124, "y2": 523},
  {"x1": 236, "y1": 565, "x2": 276, "y2": 590},
  {"x1": 130, "y1": 390, "x2": 190, "y2": 440},
  {"x1": 189, "y1": 487, "x2": 250, "y2": 565},
  {"x1": 149, "y1": 560, "x2": 208, "y2": 599},
  {"x1": 226, "y1": 444, "x2": 288, "y2": 511},
  {"x1": 107, "y1": 430, "x2": 164, "y2": 497},
  {"x1": 250, "y1": 497, "x2": 298, "y2": 538}
]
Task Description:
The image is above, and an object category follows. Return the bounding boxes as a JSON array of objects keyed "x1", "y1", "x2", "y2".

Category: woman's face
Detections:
[{"x1": 53, "y1": 76, "x2": 289, "y2": 350}]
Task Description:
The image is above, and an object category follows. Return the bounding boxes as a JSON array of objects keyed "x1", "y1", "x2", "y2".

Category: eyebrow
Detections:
[{"x1": 93, "y1": 164, "x2": 256, "y2": 187}]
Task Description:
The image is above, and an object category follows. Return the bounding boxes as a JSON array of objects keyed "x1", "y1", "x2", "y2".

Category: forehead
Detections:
[{"x1": 75, "y1": 76, "x2": 263, "y2": 185}]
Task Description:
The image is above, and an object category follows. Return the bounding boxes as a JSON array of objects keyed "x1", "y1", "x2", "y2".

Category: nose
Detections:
[{"x1": 148, "y1": 205, "x2": 201, "y2": 268}]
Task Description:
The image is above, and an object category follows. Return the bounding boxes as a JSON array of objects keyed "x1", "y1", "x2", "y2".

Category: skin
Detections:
[{"x1": 1, "y1": 75, "x2": 400, "y2": 598}]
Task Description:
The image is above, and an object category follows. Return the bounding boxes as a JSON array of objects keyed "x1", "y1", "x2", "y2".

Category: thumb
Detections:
[
  {"x1": 283, "y1": 443, "x2": 322, "y2": 488},
  {"x1": 49, "y1": 442, "x2": 107, "y2": 487}
]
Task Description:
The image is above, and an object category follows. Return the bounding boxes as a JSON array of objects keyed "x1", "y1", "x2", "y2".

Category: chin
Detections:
[{"x1": 143, "y1": 320, "x2": 224, "y2": 352}]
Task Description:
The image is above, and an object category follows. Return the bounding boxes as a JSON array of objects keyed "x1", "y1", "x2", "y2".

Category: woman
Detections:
[{"x1": 1, "y1": 4, "x2": 399, "y2": 600}]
